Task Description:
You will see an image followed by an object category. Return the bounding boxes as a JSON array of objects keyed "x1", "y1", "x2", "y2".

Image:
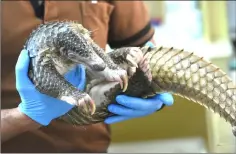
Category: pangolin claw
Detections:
[
  {"x1": 122, "y1": 74, "x2": 128, "y2": 92},
  {"x1": 80, "y1": 95, "x2": 96, "y2": 115},
  {"x1": 89, "y1": 99, "x2": 96, "y2": 115},
  {"x1": 65, "y1": 94, "x2": 95, "y2": 115}
]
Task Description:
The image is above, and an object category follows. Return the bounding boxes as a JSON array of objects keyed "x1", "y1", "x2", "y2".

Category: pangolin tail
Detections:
[{"x1": 141, "y1": 46, "x2": 236, "y2": 127}]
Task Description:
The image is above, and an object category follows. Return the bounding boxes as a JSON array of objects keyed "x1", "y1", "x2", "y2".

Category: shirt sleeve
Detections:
[{"x1": 107, "y1": 1, "x2": 155, "y2": 48}]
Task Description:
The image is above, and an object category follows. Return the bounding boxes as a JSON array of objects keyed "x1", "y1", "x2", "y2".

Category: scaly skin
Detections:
[
  {"x1": 60, "y1": 46, "x2": 236, "y2": 137},
  {"x1": 23, "y1": 21, "x2": 236, "y2": 136},
  {"x1": 24, "y1": 21, "x2": 128, "y2": 116}
]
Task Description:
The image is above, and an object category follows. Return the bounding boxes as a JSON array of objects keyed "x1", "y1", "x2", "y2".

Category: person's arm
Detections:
[
  {"x1": 108, "y1": 1, "x2": 155, "y2": 48},
  {"x1": 1, "y1": 108, "x2": 41, "y2": 142},
  {"x1": 1, "y1": 50, "x2": 86, "y2": 143}
]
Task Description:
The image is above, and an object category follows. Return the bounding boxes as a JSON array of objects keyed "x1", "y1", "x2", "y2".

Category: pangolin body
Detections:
[
  {"x1": 24, "y1": 21, "x2": 128, "y2": 116},
  {"x1": 24, "y1": 21, "x2": 236, "y2": 136}
]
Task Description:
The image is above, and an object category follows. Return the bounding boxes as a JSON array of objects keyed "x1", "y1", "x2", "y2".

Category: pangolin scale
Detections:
[{"x1": 23, "y1": 21, "x2": 236, "y2": 136}]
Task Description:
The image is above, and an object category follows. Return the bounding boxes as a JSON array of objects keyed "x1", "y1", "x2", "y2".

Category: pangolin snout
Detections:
[{"x1": 92, "y1": 63, "x2": 106, "y2": 71}]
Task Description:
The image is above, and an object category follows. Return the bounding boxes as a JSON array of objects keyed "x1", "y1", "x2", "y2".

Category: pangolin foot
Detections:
[
  {"x1": 110, "y1": 70, "x2": 128, "y2": 92},
  {"x1": 98, "y1": 68, "x2": 128, "y2": 92},
  {"x1": 125, "y1": 47, "x2": 144, "y2": 76},
  {"x1": 60, "y1": 92, "x2": 96, "y2": 115}
]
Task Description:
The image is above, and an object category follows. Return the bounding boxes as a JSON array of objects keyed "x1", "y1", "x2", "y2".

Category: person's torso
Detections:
[{"x1": 1, "y1": 0, "x2": 114, "y2": 152}]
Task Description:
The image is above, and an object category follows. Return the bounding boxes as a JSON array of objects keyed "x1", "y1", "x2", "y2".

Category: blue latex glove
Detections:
[
  {"x1": 145, "y1": 41, "x2": 155, "y2": 47},
  {"x1": 104, "y1": 41, "x2": 174, "y2": 124},
  {"x1": 104, "y1": 94, "x2": 173, "y2": 124},
  {"x1": 16, "y1": 49, "x2": 86, "y2": 126}
]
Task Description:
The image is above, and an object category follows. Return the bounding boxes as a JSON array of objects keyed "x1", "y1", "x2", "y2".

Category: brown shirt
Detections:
[{"x1": 1, "y1": 0, "x2": 154, "y2": 153}]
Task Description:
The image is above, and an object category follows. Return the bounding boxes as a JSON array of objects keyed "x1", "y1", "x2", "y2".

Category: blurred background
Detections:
[{"x1": 107, "y1": 1, "x2": 236, "y2": 153}]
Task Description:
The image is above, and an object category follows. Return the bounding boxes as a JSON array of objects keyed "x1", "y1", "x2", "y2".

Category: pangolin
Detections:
[{"x1": 24, "y1": 21, "x2": 236, "y2": 137}]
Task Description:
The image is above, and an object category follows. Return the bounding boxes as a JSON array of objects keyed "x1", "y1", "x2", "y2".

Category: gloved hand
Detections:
[
  {"x1": 16, "y1": 49, "x2": 86, "y2": 126},
  {"x1": 104, "y1": 41, "x2": 174, "y2": 124},
  {"x1": 104, "y1": 94, "x2": 174, "y2": 124}
]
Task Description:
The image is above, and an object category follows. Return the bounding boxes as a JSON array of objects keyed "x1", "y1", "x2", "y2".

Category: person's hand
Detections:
[
  {"x1": 16, "y1": 49, "x2": 86, "y2": 126},
  {"x1": 104, "y1": 41, "x2": 174, "y2": 124},
  {"x1": 104, "y1": 93, "x2": 173, "y2": 124}
]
